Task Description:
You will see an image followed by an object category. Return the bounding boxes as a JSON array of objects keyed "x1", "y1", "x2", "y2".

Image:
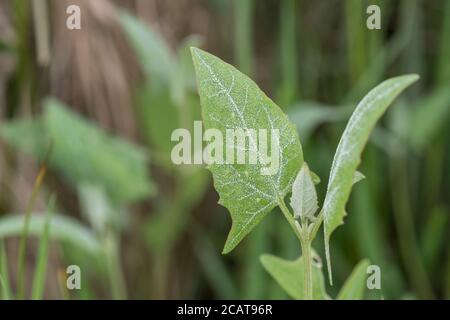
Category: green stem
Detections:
[
  {"x1": 309, "y1": 210, "x2": 323, "y2": 241},
  {"x1": 278, "y1": 198, "x2": 301, "y2": 241},
  {"x1": 300, "y1": 237, "x2": 312, "y2": 300},
  {"x1": 278, "y1": 198, "x2": 314, "y2": 300}
]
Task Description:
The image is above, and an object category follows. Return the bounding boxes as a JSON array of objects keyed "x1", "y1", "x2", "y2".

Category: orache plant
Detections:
[{"x1": 191, "y1": 47, "x2": 418, "y2": 300}]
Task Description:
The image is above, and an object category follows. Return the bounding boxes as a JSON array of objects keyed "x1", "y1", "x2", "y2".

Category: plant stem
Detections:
[
  {"x1": 300, "y1": 237, "x2": 313, "y2": 300},
  {"x1": 278, "y1": 198, "x2": 302, "y2": 241},
  {"x1": 278, "y1": 198, "x2": 314, "y2": 300},
  {"x1": 309, "y1": 210, "x2": 323, "y2": 240}
]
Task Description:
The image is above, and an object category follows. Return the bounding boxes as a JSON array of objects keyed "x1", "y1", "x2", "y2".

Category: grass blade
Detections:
[
  {"x1": 278, "y1": 0, "x2": 298, "y2": 106},
  {"x1": 17, "y1": 141, "x2": 52, "y2": 299},
  {"x1": 0, "y1": 240, "x2": 12, "y2": 300},
  {"x1": 233, "y1": 0, "x2": 254, "y2": 76},
  {"x1": 31, "y1": 195, "x2": 56, "y2": 300}
]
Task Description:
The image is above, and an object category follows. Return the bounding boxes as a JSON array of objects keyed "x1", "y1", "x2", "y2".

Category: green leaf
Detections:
[
  {"x1": 136, "y1": 86, "x2": 180, "y2": 158},
  {"x1": 0, "y1": 119, "x2": 47, "y2": 160},
  {"x1": 45, "y1": 99, "x2": 156, "y2": 204},
  {"x1": 1, "y1": 98, "x2": 156, "y2": 205},
  {"x1": 260, "y1": 252, "x2": 330, "y2": 300},
  {"x1": 322, "y1": 75, "x2": 419, "y2": 283},
  {"x1": 337, "y1": 259, "x2": 371, "y2": 300},
  {"x1": 0, "y1": 214, "x2": 101, "y2": 255},
  {"x1": 290, "y1": 163, "x2": 318, "y2": 219},
  {"x1": 191, "y1": 47, "x2": 303, "y2": 253}
]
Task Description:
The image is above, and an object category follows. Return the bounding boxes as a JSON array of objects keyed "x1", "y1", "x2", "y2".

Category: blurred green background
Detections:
[{"x1": 0, "y1": 0, "x2": 448, "y2": 299}]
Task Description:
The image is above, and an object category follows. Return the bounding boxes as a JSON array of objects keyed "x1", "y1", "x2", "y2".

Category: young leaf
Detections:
[
  {"x1": 322, "y1": 75, "x2": 419, "y2": 283},
  {"x1": 290, "y1": 163, "x2": 318, "y2": 219},
  {"x1": 337, "y1": 259, "x2": 371, "y2": 300},
  {"x1": 260, "y1": 252, "x2": 330, "y2": 300},
  {"x1": 191, "y1": 48, "x2": 303, "y2": 253}
]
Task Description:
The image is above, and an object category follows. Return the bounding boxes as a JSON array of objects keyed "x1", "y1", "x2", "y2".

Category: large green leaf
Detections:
[
  {"x1": 0, "y1": 119, "x2": 47, "y2": 160},
  {"x1": 260, "y1": 253, "x2": 330, "y2": 300},
  {"x1": 337, "y1": 259, "x2": 371, "y2": 300},
  {"x1": 0, "y1": 214, "x2": 101, "y2": 255},
  {"x1": 322, "y1": 75, "x2": 419, "y2": 283},
  {"x1": 1, "y1": 99, "x2": 156, "y2": 205},
  {"x1": 191, "y1": 48, "x2": 303, "y2": 253},
  {"x1": 136, "y1": 86, "x2": 179, "y2": 158},
  {"x1": 45, "y1": 99, "x2": 155, "y2": 204}
]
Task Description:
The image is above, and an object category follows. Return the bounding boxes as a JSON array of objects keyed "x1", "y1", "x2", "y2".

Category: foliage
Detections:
[{"x1": 192, "y1": 47, "x2": 418, "y2": 299}]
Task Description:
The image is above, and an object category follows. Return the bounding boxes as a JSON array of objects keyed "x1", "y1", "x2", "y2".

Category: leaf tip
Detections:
[
  {"x1": 189, "y1": 46, "x2": 198, "y2": 55},
  {"x1": 190, "y1": 46, "x2": 206, "y2": 60},
  {"x1": 221, "y1": 245, "x2": 231, "y2": 255},
  {"x1": 396, "y1": 74, "x2": 420, "y2": 87}
]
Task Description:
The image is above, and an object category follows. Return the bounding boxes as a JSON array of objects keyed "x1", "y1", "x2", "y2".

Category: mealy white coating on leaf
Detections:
[
  {"x1": 322, "y1": 74, "x2": 419, "y2": 284},
  {"x1": 290, "y1": 163, "x2": 318, "y2": 220},
  {"x1": 191, "y1": 47, "x2": 303, "y2": 253}
]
